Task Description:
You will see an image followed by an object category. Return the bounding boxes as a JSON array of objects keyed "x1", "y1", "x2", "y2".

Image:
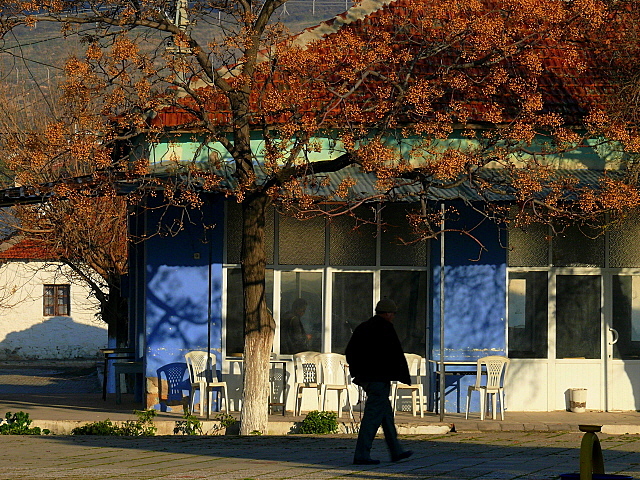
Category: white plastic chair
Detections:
[
  {"x1": 185, "y1": 351, "x2": 228, "y2": 416},
  {"x1": 391, "y1": 353, "x2": 425, "y2": 417},
  {"x1": 316, "y1": 353, "x2": 354, "y2": 419},
  {"x1": 465, "y1": 355, "x2": 510, "y2": 420},
  {"x1": 293, "y1": 351, "x2": 321, "y2": 416}
]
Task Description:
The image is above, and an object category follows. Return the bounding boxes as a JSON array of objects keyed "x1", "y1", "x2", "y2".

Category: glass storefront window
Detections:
[
  {"x1": 226, "y1": 201, "x2": 430, "y2": 357},
  {"x1": 279, "y1": 215, "x2": 325, "y2": 265},
  {"x1": 226, "y1": 201, "x2": 274, "y2": 264},
  {"x1": 508, "y1": 223, "x2": 549, "y2": 267},
  {"x1": 610, "y1": 210, "x2": 640, "y2": 268},
  {"x1": 380, "y1": 270, "x2": 427, "y2": 355},
  {"x1": 507, "y1": 271, "x2": 548, "y2": 358},
  {"x1": 555, "y1": 275, "x2": 601, "y2": 359},
  {"x1": 552, "y1": 224, "x2": 604, "y2": 267},
  {"x1": 225, "y1": 268, "x2": 273, "y2": 355},
  {"x1": 612, "y1": 275, "x2": 640, "y2": 359},
  {"x1": 380, "y1": 203, "x2": 427, "y2": 266},
  {"x1": 331, "y1": 272, "x2": 374, "y2": 354},
  {"x1": 280, "y1": 271, "x2": 323, "y2": 353},
  {"x1": 329, "y1": 207, "x2": 376, "y2": 266}
]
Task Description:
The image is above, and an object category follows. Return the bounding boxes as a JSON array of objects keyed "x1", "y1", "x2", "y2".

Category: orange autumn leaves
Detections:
[{"x1": 1, "y1": 0, "x2": 640, "y2": 228}]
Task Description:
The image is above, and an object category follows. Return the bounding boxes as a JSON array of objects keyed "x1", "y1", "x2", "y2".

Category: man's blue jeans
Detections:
[{"x1": 354, "y1": 381, "x2": 403, "y2": 461}]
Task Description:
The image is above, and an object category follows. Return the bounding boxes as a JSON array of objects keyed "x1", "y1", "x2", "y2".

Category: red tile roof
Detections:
[
  {"x1": 151, "y1": 0, "x2": 616, "y2": 130},
  {"x1": 0, "y1": 237, "x2": 59, "y2": 260}
]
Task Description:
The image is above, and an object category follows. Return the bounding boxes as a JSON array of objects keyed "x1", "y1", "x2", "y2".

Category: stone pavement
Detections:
[
  {"x1": 3, "y1": 362, "x2": 640, "y2": 479},
  {"x1": 2, "y1": 430, "x2": 640, "y2": 480}
]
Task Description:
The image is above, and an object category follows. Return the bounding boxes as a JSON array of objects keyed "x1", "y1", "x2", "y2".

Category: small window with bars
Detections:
[{"x1": 43, "y1": 285, "x2": 70, "y2": 316}]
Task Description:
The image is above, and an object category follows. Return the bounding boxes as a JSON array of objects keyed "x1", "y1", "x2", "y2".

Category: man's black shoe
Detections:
[
  {"x1": 353, "y1": 458, "x2": 381, "y2": 465},
  {"x1": 391, "y1": 450, "x2": 413, "y2": 462}
]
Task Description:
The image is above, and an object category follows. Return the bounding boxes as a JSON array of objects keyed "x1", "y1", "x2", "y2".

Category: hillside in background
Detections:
[
  {"x1": 0, "y1": 1, "x2": 353, "y2": 89},
  {"x1": 0, "y1": 1, "x2": 354, "y2": 186}
]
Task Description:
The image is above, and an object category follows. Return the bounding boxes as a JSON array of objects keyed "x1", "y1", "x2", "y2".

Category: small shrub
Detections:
[
  {"x1": 0, "y1": 411, "x2": 50, "y2": 435},
  {"x1": 119, "y1": 409, "x2": 157, "y2": 436},
  {"x1": 72, "y1": 409, "x2": 157, "y2": 436},
  {"x1": 71, "y1": 419, "x2": 120, "y2": 435},
  {"x1": 174, "y1": 408, "x2": 203, "y2": 435},
  {"x1": 174, "y1": 410, "x2": 237, "y2": 435},
  {"x1": 297, "y1": 410, "x2": 338, "y2": 434},
  {"x1": 212, "y1": 413, "x2": 237, "y2": 430}
]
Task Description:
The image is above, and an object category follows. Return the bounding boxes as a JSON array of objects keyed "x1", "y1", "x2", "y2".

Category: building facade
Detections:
[{"x1": 0, "y1": 236, "x2": 106, "y2": 360}]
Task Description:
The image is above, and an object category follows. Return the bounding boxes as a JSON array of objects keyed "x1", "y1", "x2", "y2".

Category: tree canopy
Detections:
[{"x1": 0, "y1": 79, "x2": 128, "y2": 343}]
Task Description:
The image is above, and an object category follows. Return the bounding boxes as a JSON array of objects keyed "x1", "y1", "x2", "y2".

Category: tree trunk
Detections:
[{"x1": 239, "y1": 192, "x2": 275, "y2": 435}]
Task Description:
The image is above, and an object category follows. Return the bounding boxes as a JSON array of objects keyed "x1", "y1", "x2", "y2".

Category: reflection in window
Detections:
[
  {"x1": 509, "y1": 278, "x2": 526, "y2": 328},
  {"x1": 280, "y1": 272, "x2": 323, "y2": 353},
  {"x1": 331, "y1": 272, "x2": 373, "y2": 354},
  {"x1": 380, "y1": 270, "x2": 427, "y2": 355},
  {"x1": 225, "y1": 268, "x2": 273, "y2": 355},
  {"x1": 612, "y1": 275, "x2": 640, "y2": 359},
  {"x1": 507, "y1": 272, "x2": 548, "y2": 358},
  {"x1": 224, "y1": 200, "x2": 431, "y2": 358}
]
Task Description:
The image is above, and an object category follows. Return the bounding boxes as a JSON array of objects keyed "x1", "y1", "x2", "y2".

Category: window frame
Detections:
[{"x1": 43, "y1": 284, "x2": 71, "y2": 317}]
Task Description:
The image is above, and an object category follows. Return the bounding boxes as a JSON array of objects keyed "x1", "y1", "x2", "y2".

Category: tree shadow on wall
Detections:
[
  {"x1": 145, "y1": 264, "x2": 223, "y2": 376},
  {"x1": 0, "y1": 316, "x2": 106, "y2": 362}
]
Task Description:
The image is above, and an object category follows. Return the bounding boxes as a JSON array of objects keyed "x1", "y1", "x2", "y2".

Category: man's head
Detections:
[
  {"x1": 291, "y1": 298, "x2": 308, "y2": 316},
  {"x1": 375, "y1": 298, "x2": 397, "y2": 322}
]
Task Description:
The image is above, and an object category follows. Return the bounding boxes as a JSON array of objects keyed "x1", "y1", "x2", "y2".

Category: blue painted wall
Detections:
[
  {"x1": 431, "y1": 203, "x2": 507, "y2": 413},
  {"x1": 143, "y1": 195, "x2": 225, "y2": 409}
]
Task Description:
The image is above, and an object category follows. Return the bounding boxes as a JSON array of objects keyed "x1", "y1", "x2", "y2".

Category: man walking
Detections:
[{"x1": 345, "y1": 298, "x2": 414, "y2": 465}]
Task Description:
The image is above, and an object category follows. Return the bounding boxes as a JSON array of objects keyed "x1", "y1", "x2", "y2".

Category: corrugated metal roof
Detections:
[
  {"x1": 188, "y1": 163, "x2": 620, "y2": 201},
  {"x1": 0, "y1": 165, "x2": 622, "y2": 210},
  {"x1": 302, "y1": 167, "x2": 621, "y2": 202},
  {"x1": 0, "y1": 173, "x2": 141, "y2": 208},
  {"x1": 0, "y1": 185, "x2": 52, "y2": 207}
]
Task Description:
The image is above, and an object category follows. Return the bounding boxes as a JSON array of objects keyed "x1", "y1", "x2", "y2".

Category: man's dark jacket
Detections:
[{"x1": 345, "y1": 315, "x2": 411, "y2": 386}]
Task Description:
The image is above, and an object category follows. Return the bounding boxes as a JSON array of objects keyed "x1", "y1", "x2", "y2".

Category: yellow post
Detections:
[{"x1": 579, "y1": 425, "x2": 605, "y2": 480}]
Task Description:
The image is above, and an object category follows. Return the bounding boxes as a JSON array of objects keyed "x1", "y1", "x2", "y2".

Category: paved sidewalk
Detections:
[
  {"x1": 3, "y1": 361, "x2": 640, "y2": 435},
  {"x1": 1, "y1": 430, "x2": 640, "y2": 480},
  {"x1": 3, "y1": 362, "x2": 640, "y2": 479},
  {"x1": 4, "y1": 391, "x2": 640, "y2": 435}
]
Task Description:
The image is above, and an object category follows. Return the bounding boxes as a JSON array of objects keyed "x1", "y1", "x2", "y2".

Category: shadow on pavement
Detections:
[
  {"x1": 23, "y1": 431, "x2": 640, "y2": 478},
  {"x1": 0, "y1": 364, "x2": 101, "y2": 394}
]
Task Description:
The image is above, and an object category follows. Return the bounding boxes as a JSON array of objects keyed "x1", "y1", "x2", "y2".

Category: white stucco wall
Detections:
[{"x1": 0, "y1": 261, "x2": 107, "y2": 360}]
